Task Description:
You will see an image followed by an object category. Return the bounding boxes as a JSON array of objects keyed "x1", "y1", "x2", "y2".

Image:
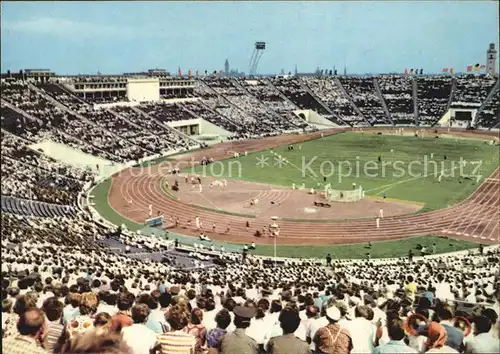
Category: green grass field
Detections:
[
  {"x1": 246, "y1": 235, "x2": 478, "y2": 259},
  {"x1": 190, "y1": 132, "x2": 499, "y2": 211},
  {"x1": 91, "y1": 132, "x2": 493, "y2": 258}
]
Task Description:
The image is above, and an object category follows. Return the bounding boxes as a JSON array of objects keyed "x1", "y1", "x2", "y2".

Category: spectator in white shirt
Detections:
[
  {"x1": 307, "y1": 300, "x2": 330, "y2": 352},
  {"x1": 302, "y1": 305, "x2": 319, "y2": 346},
  {"x1": 348, "y1": 305, "x2": 376, "y2": 353},
  {"x1": 482, "y1": 308, "x2": 499, "y2": 339},
  {"x1": 247, "y1": 298, "x2": 271, "y2": 345},
  {"x1": 121, "y1": 303, "x2": 157, "y2": 354},
  {"x1": 465, "y1": 315, "x2": 500, "y2": 354}
]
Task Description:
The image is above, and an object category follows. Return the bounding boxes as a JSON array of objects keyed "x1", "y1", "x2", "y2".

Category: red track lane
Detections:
[{"x1": 109, "y1": 129, "x2": 500, "y2": 246}]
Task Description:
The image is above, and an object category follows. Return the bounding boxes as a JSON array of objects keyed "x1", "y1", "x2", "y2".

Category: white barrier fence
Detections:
[{"x1": 325, "y1": 184, "x2": 364, "y2": 202}]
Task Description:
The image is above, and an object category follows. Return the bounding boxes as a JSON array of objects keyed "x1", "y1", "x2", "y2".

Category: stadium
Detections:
[{"x1": 1, "y1": 2, "x2": 499, "y2": 354}]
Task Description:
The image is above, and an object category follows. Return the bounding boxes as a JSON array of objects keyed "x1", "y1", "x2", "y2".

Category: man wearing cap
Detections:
[
  {"x1": 220, "y1": 306, "x2": 258, "y2": 354},
  {"x1": 313, "y1": 305, "x2": 352, "y2": 354}
]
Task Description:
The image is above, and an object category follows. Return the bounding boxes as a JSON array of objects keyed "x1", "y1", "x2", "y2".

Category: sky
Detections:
[{"x1": 1, "y1": 1, "x2": 498, "y2": 75}]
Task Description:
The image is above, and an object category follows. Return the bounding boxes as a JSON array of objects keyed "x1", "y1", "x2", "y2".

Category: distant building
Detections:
[
  {"x1": 0, "y1": 69, "x2": 56, "y2": 83},
  {"x1": 486, "y1": 43, "x2": 497, "y2": 75},
  {"x1": 224, "y1": 59, "x2": 230, "y2": 76}
]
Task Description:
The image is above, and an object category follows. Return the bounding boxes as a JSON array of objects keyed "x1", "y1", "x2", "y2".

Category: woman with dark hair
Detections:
[
  {"x1": 207, "y1": 309, "x2": 232, "y2": 354},
  {"x1": 42, "y1": 296, "x2": 66, "y2": 353},
  {"x1": 247, "y1": 298, "x2": 270, "y2": 345},
  {"x1": 155, "y1": 305, "x2": 196, "y2": 354},
  {"x1": 184, "y1": 308, "x2": 207, "y2": 354}
]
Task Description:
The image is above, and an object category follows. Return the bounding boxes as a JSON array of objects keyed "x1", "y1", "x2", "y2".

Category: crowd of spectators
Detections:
[
  {"x1": 476, "y1": 87, "x2": 500, "y2": 129},
  {"x1": 416, "y1": 77, "x2": 453, "y2": 126},
  {"x1": 139, "y1": 102, "x2": 195, "y2": 123},
  {"x1": 451, "y1": 76, "x2": 498, "y2": 108},
  {"x1": 1, "y1": 81, "x2": 147, "y2": 163},
  {"x1": 301, "y1": 77, "x2": 365, "y2": 125},
  {"x1": 2, "y1": 72, "x2": 500, "y2": 353},
  {"x1": 337, "y1": 76, "x2": 390, "y2": 125},
  {"x1": 1, "y1": 205, "x2": 499, "y2": 354},
  {"x1": 1, "y1": 131, "x2": 92, "y2": 205},
  {"x1": 193, "y1": 82, "x2": 277, "y2": 136},
  {"x1": 237, "y1": 78, "x2": 308, "y2": 129},
  {"x1": 180, "y1": 101, "x2": 241, "y2": 133},
  {"x1": 203, "y1": 78, "x2": 302, "y2": 133},
  {"x1": 36, "y1": 84, "x2": 192, "y2": 157},
  {"x1": 37, "y1": 83, "x2": 86, "y2": 111},
  {"x1": 112, "y1": 106, "x2": 196, "y2": 152},
  {"x1": 377, "y1": 75, "x2": 415, "y2": 125},
  {"x1": 269, "y1": 77, "x2": 331, "y2": 116}
]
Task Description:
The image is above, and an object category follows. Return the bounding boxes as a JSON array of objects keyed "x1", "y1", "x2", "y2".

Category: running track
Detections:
[{"x1": 109, "y1": 128, "x2": 500, "y2": 246}]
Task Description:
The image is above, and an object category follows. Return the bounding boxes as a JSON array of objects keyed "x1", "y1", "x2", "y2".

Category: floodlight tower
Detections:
[{"x1": 249, "y1": 42, "x2": 266, "y2": 76}]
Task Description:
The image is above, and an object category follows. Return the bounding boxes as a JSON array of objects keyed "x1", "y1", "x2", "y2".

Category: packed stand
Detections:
[
  {"x1": 35, "y1": 86, "x2": 159, "y2": 159},
  {"x1": 1, "y1": 207, "x2": 499, "y2": 354},
  {"x1": 180, "y1": 100, "x2": 241, "y2": 132},
  {"x1": 161, "y1": 90, "x2": 190, "y2": 99},
  {"x1": 139, "y1": 102, "x2": 195, "y2": 123},
  {"x1": 193, "y1": 81, "x2": 275, "y2": 136},
  {"x1": 338, "y1": 76, "x2": 390, "y2": 125},
  {"x1": 377, "y1": 75, "x2": 415, "y2": 125},
  {"x1": 204, "y1": 78, "x2": 300, "y2": 132},
  {"x1": 36, "y1": 83, "x2": 85, "y2": 111},
  {"x1": 301, "y1": 77, "x2": 365, "y2": 125},
  {"x1": 451, "y1": 75, "x2": 498, "y2": 108},
  {"x1": 237, "y1": 78, "x2": 309, "y2": 128},
  {"x1": 1, "y1": 80, "x2": 146, "y2": 163},
  {"x1": 1, "y1": 130, "x2": 93, "y2": 206},
  {"x1": 112, "y1": 106, "x2": 196, "y2": 151},
  {"x1": 416, "y1": 76, "x2": 453, "y2": 126},
  {"x1": 1, "y1": 102, "x2": 47, "y2": 139},
  {"x1": 475, "y1": 86, "x2": 500, "y2": 129},
  {"x1": 270, "y1": 76, "x2": 331, "y2": 116}
]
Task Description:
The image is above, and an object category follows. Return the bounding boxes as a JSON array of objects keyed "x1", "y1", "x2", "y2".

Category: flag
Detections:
[
  {"x1": 473, "y1": 63, "x2": 480, "y2": 71},
  {"x1": 196, "y1": 70, "x2": 200, "y2": 78},
  {"x1": 188, "y1": 70, "x2": 192, "y2": 78},
  {"x1": 404, "y1": 68, "x2": 408, "y2": 75},
  {"x1": 467, "y1": 65, "x2": 473, "y2": 72},
  {"x1": 178, "y1": 67, "x2": 182, "y2": 77},
  {"x1": 442, "y1": 68, "x2": 448, "y2": 73},
  {"x1": 450, "y1": 68, "x2": 454, "y2": 75},
  {"x1": 410, "y1": 68, "x2": 414, "y2": 74},
  {"x1": 204, "y1": 70, "x2": 208, "y2": 78},
  {"x1": 419, "y1": 69, "x2": 423, "y2": 75}
]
